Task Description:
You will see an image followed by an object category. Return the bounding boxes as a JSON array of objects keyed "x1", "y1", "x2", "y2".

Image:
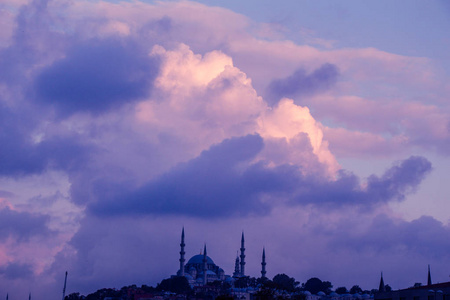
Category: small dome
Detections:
[
  {"x1": 330, "y1": 292, "x2": 339, "y2": 297},
  {"x1": 318, "y1": 291, "x2": 326, "y2": 296},
  {"x1": 303, "y1": 291, "x2": 312, "y2": 295}
]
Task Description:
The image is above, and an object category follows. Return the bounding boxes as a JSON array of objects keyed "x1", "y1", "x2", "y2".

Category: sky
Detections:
[{"x1": 0, "y1": 0, "x2": 450, "y2": 298}]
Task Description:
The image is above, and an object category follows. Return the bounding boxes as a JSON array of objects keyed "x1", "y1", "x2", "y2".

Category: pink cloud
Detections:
[
  {"x1": 309, "y1": 94, "x2": 450, "y2": 155},
  {"x1": 323, "y1": 127, "x2": 408, "y2": 158}
]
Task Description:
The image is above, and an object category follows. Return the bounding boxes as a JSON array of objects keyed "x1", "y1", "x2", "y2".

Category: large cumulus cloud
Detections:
[{"x1": 0, "y1": 0, "x2": 448, "y2": 298}]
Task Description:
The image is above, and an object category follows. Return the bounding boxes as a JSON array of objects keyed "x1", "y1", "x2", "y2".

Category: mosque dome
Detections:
[
  {"x1": 175, "y1": 229, "x2": 256, "y2": 286},
  {"x1": 187, "y1": 254, "x2": 215, "y2": 265}
]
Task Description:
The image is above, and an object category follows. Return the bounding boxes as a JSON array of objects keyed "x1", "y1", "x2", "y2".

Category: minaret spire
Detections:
[
  {"x1": 178, "y1": 227, "x2": 186, "y2": 276},
  {"x1": 240, "y1": 232, "x2": 246, "y2": 277},
  {"x1": 427, "y1": 264, "x2": 432, "y2": 286},
  {"x1": 378, "y1": 272, "x2": 385, "y2": 292},
  {"x1": 233, "y1": 252, "x2": 240, "y2": 278},
  {"x1": 202, "y1": 244, "x2": 208, "y2": 285},
  {"x1": 261, "y1": 247, "x2": 267, "y2": 279}
]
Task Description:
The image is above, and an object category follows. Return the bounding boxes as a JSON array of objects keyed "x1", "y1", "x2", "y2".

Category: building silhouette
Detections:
[{"x1": 174, "y1": 228, "x2": 265, "y2": 286}]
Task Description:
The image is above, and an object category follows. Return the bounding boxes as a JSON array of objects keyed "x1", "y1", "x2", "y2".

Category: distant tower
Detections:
[
  {"x1": 29, "y1": 293, "x2": 31, "y2": 300},
  {"x1": 202, "y1": 244, "x2": 208, "y2": 285},
  {"x1": 379, "y1": 272, "x2": 385, "y2": 292},
  {"x1": 233, "y1": 253, "x2": 240, "y2": 278},
  {"x1": 428, "y1": 265, "x2": 432, "y2": 286},
  {"x1": 261, "y1": 247, "x2": 267, "y2": 279},
  {"x1": 6, "y1": 293, "x2": 8, "y2": 300},
  {"x1": 178, "y1": 227, "x2": 186, "y2": 276},
  {"x1": 240, "y1": 232, "x2": 246, "y2": 277},
  {"x1": 62, "y1": 271, "x2": 68, "y2": 300}
]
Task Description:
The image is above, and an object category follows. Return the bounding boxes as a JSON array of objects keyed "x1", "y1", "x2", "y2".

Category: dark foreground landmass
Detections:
[{"x1": 65, "y1": 274, "x2": 385, "y2": 300}]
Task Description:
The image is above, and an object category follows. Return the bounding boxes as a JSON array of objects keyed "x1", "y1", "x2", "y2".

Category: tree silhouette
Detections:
[
  {"x1": 272, "y1": 273, "x2": 299, "y2": 292},
  {"x1": 304, "y1": 277, "x2": 332, "y2": 294},
  {"x1": 335, "y1": 287, "x2": 348, "y2": 294},
  {"x1": 350, "y1": 285, "x2": 363, "y2": 294},
  {"x1": 156, "y1": 276, "x2": 191, "y2": 294}
]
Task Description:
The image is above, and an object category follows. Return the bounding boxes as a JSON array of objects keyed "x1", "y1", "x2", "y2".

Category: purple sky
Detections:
[{"x1": 1, "y1": 0, "x2": 450, "y2": 298}]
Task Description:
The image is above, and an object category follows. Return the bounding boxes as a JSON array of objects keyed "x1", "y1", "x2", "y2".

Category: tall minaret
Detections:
[
  {"x1": 178, "y1": 227, "x2": 186, "y2": 276},
  {"x1": 240, "y1": 232, "x2": 246, "y2": 277},
  {"x1": 261, "y1": 247, "x2": 267, "y2": 279},
  {"x1": 378, "y1": 272, "x2": 385, "y2": 292},
  {"x1": 233, "y1": 252, "x2": 240, "y2": 278},
  {"x1": 203, "y1": 244, "x2": 208, "y2": 285},
  {"x1": 427, "y1": 264, "x2": 432, "y2": 286},
  {"x1": 202, "y1": 244, "x2": 208, "y2": 285}
]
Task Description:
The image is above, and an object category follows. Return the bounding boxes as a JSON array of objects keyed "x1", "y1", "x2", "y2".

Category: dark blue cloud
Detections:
[
  {"x1": 0, "y1": 0, "x2": 65, "y2": 87},
  {"x1": 90, "y1": 134, "x2": 273, "y2": 218},
  {"x1": 0, "y1": 207, "x2": 52, "y2": 241},
  {"x1": 88, "y1": 133, "x2": 431, "y2": 218},
  {"x1": 365, "y1": 156, "x2": 432, "y2": 202},
  {"x1": 290, "y1": 156, "x2": 432, "y2": 206},
  {"x1": 34, "y1": 38, "x2": 160, "y2": 116},
  {"x1": 330, "y1": 214, "x2": 450, "y2": 259},
  {"x1": 0, "y1": 103, "x2": 93, "y2": 176},
  {"x1": 0, "y1": 104, "x2": 46, "y2": 176},
  {"x1": 0, "y1": 262, "x2": 33, "y2": 280},
  {"x1": 267, "y1": 63, "x2": 339, "y2": 104}
]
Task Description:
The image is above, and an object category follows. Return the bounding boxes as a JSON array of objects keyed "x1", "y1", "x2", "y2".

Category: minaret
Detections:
[
  {"x1": 29, "y1": 293, "x2": 31, "y2": 300},
  {"x1": 233, "y1": 252, "x2": 240, "y2": 278},
  {"x1": 179, "y1": 227, "x2": 186, "y2": 276},
  {"x1": 427, "y1": 264, "x2": 432, "y2": 286},
  {"x1": 261, "y1": 247, "x2": 267, "y2": 279},
  {"x1": 62, "y1": 271, "x2": 68, "y2": 300},
  {"x1": 240, "y1": 232, "x2": 246, "y2": 277},
  {"x1": 202, "y1": 244, "x2": 208, "y2": 285},
  {"x1": 378, "y1": 272, "x2": 385, "y2": 292},
  {"x1": 6, "y1": 293, "x2": 8, "y2": 300}
]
